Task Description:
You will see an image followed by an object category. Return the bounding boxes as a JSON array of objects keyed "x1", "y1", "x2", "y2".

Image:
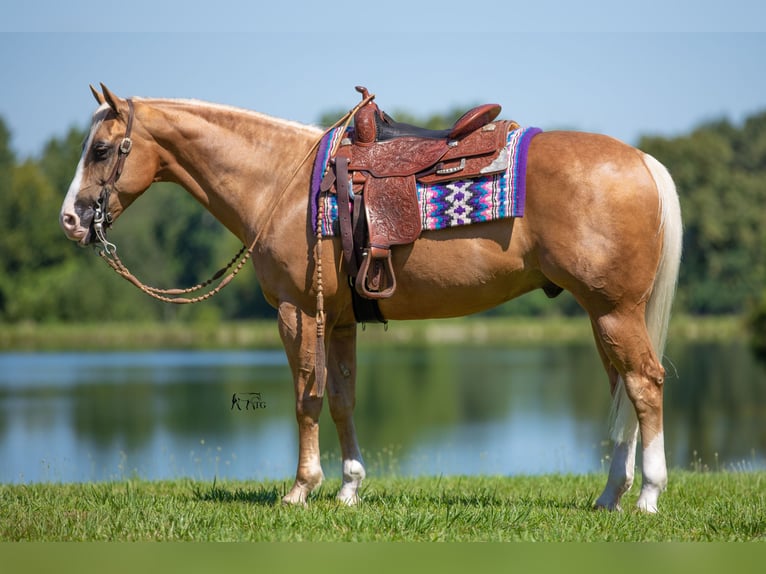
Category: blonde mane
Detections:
[{"x1": 133, "y1": 96, "x2": 324, "y2": 138}]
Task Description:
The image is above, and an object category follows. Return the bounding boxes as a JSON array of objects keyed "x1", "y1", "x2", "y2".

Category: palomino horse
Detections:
[{"x1": 60, "y1": 85, "x2": 682, "y2": 513}]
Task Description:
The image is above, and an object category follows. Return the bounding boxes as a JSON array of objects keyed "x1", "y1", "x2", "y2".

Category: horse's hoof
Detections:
[
  {"x1": 593, "y1": 496, "x2": 623, "y2": 512},
  {"x1": 636, "y1": 498, "x2": 659, "y2": 514},
  {"x1": 336, "y1": 491, "x2": 360, "y2": 506},
  {"x1": 281, "y1": 487, "x2": 309, "y2": 507}
]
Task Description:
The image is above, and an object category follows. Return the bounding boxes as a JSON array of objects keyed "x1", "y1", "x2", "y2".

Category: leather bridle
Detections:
[{"x1": 93, "y1": 98, "x2": 135, "y2": 255}]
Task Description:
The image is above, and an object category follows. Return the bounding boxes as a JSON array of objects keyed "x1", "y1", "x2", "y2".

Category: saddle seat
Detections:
[
  {"x1": 321, "y1": 86, "x2": 515, "y2": 302},
  {"x1": 354, "y1": 86, "x2": 502, "y2": 143}
]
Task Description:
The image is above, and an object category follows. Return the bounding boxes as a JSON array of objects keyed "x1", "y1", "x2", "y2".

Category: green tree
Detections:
[
  {"x1": 0, "y1": 118, "x2": 16, "y2": 318},
  {"x1": 0, "y1": 117, "x2": 14, "y2": 171},
  {"x1": 39, "y1": 126, "x2": 87, "y2": 193},
  {"x1": 0, "y1": 160, "x2": 74, "y2": 320},
  {"x1": 640, "y1": 113, "x2": 766, "y2": 315}
]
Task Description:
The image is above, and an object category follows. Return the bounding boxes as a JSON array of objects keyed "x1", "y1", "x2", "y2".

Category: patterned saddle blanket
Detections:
[{"x1": 312, "y1": 125, "x2": 541, "y2": 238}]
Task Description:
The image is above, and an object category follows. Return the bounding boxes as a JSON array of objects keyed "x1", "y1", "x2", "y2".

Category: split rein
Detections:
[{"x1": 93, "y1": 93, "x2": 375, "y2": 305}]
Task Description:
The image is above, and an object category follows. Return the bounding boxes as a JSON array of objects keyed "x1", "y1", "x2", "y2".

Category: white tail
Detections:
[{"x1": 610, "y1": 153, "x2": 683, "y2": 442}]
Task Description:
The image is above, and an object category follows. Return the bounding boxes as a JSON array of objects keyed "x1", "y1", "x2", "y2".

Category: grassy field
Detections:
[{"x1": 1, "y1": 472, "x2": 763, "y2": 542}]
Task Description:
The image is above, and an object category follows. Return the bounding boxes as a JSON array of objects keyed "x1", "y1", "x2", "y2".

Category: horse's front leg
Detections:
[
  {"x1": 326, "y1": 322, "x2": 366, "y2": 505},
  {"x1": 278, "y1": 301, "x2": 324, "y2": 505}
]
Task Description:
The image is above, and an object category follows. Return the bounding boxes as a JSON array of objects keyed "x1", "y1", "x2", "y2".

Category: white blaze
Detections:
[{"x1": 59, "y1": 105, "x2": 109, "y2": 237}]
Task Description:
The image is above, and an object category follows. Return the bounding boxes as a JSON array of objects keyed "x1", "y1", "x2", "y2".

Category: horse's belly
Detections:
[{"x1": 378, "y1": 224, "x2": 542, "y2": 320}]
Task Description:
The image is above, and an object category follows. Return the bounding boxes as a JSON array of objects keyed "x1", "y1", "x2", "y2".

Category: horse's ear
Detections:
[
  {"x1": 90, "y1": 84, "x2": 106, "y2": 105},
  {"x1": 100, "y1": 83, "x2": 124, "y2": 117}
]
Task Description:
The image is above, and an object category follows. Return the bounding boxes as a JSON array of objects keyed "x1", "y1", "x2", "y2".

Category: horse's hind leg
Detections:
[
  {"x1": 589, "y1": 320, "x2": 640, "y2": 511},
  {"x1": 591, "y1": 310, "x2": 667, "y2": 513},
  {"x1": 278, "y1": 301, "x2": 325, "y2": 505},
  {"x1": 325, "y1": 322, "x2": 366, "y2": 505}
]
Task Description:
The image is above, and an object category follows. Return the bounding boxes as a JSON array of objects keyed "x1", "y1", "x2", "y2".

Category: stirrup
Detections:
[{"x1": 355, "y1": 248, "x2": 396, "y2": 299}]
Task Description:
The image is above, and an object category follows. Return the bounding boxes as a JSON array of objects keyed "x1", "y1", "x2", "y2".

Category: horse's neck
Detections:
[{"x1": 147, "y1": 99, "x2": 322, "y2": 243}]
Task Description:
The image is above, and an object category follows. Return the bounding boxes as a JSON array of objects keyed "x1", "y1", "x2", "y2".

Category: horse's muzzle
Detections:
[{"x1": 59, "y1": 206, "x2": 95, "y2": 246}]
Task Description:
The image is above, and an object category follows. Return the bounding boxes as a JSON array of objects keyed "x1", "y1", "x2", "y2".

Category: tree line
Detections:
[{"x1": 1, "y1": 107, "x2": 765, "y2": 327}]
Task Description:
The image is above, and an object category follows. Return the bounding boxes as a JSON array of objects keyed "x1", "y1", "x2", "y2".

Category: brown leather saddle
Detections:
[{"x1": 320, "y1": 86, "x2": 517, "y2": 301}]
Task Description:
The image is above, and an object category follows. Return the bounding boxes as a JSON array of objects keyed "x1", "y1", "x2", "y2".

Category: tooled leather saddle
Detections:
[{"x1": 320, "y1": 86, "x2": 517, "y2": 304}]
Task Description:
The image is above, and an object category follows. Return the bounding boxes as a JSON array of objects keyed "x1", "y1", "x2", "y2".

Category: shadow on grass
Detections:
[
  {"x1": 359, "y1": 484, "x2": 596, "y2": 512},
  {"x1": 190, "y1": 478, "x2": 598, "y2": 513},
  {"x1": 191, "y1": 482, "x2": 283, "y2": 506}
]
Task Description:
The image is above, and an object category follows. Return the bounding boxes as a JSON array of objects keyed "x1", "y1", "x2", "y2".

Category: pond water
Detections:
[{"x1": 0, "y1": 340, "x2": 764, "y2": 484}]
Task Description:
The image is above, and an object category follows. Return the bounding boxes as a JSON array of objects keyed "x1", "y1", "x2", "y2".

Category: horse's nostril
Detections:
[{"x1": 61, "y1": 212, "x2": 79, "y2": 232}]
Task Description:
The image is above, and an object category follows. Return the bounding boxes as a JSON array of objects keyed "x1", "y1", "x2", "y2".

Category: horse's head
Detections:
[{"x1": 60, "y1": 84, "x2": 159, "y2": 247}]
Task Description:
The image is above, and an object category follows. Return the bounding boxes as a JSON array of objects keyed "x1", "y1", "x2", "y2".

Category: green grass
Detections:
[{"x1": 1, "y1": 472, "x2": 763, "y2": 541}]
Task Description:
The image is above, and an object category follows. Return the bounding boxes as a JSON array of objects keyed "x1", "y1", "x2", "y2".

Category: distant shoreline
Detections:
[{"x1": 0, "y1": 315, "x2": 747, "y2": 351}]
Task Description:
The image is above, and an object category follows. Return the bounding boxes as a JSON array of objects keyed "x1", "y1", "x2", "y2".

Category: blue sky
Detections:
[{"x1": 1, "y1": 1, "x2": 765, "y2": 158}]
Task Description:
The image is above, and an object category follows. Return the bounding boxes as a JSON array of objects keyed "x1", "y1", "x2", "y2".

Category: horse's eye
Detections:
[{"x1": 91, "y1": 142, "x2": 111, "y2": 162}]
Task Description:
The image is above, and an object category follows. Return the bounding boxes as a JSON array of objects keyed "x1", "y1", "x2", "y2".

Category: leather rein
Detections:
[
  {"x1": 92, "y1": 94, "x2": 374, "y2": 305},
  {"x1": 92, "y1": 98, "x2": 254, "y2": 304}
]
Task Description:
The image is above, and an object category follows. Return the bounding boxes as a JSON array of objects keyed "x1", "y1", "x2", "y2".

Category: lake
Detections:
[{"x1": 1, "y1": 340, "x2": 764, "y2": 483}]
